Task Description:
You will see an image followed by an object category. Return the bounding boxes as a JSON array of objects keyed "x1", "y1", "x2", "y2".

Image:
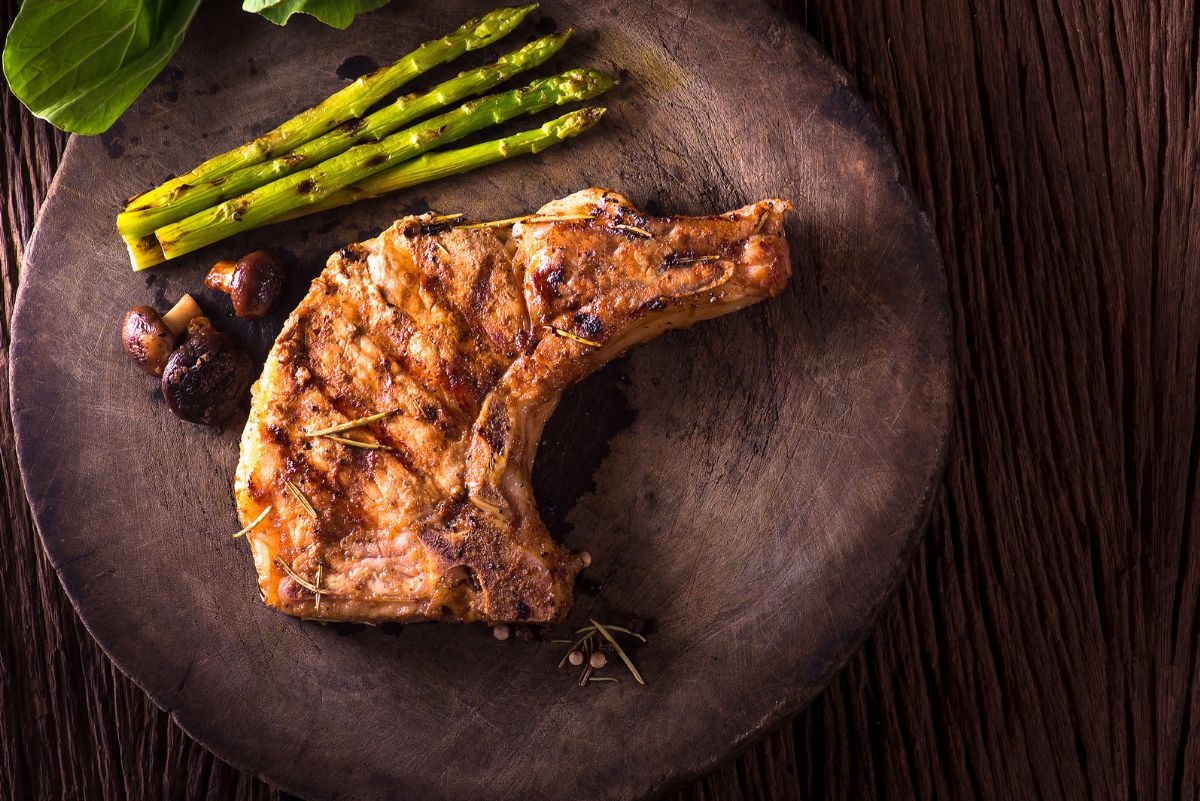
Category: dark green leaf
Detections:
[
  {"x1": 2, "y1": 0, "x2": 201, "y2": 135},
  {"x1": 245, "y1": 0, "x2": 392, "y2": 29}
]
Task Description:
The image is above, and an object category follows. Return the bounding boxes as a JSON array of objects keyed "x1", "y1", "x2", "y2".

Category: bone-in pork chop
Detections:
[{"x1": 235, "y1": 188, "x2": 791, "y2": 624}]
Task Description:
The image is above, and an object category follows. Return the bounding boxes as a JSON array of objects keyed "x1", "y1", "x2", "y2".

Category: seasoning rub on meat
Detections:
[{"x1": 235, "y1": 188, "x2": 792, "y2": 624}]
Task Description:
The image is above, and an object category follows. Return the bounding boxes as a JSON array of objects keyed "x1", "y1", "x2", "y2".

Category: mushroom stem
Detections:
[
  {"x1": 204, "y1": 260, "x2": 237, "y2": 294},
  {"x1": 161, "y1": 294, "x2": 203, "y2": 338}
]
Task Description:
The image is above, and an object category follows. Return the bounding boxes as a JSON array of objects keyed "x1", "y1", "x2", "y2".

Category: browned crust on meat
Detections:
[{"x1": 235, "y1": 188, "x2": 792, "y2": 625}]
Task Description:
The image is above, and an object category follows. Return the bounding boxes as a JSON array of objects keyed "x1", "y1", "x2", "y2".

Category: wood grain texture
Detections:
[
  {"x1": 3, "y1": 1, "x2": 1195, "y2": 801},
  {"x1": 792, "y1": 1, "x2": 1200, "y2": 799}
]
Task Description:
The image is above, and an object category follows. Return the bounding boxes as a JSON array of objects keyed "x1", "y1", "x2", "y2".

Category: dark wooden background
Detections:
[{"x1": 3, "y1": 1, "x2": 1196, "y2": 799}]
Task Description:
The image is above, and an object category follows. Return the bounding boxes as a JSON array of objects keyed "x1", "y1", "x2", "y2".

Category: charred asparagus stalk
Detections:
[
  {"x1": 126, "y1": 108, "x2": 606, "y2": 270},
  {"x1": 118, "y1": 31, "x2": 571, "y2": 239},
  {"x1": 155, "y1": 69, "x2": 615, "y2": 260},
  {"x1": 124, "y1": 4, "x2": 536, "y2": 212},
  {"x1": 278, "y1": 107, "x2": 606, "y2": 220}
]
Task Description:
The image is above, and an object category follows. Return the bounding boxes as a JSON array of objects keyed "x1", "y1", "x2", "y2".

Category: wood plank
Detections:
[{"x1": 792, "y1": 1, "x2": 1200, "y2": 799}]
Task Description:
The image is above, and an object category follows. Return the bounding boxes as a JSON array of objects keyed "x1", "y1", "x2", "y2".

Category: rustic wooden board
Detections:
[{"x1": 8, "y1": 2, "x2": 948, "y2": 800}]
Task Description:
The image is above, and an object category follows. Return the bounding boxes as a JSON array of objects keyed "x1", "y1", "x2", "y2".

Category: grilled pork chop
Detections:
[{"x1": 235, "y1": 188, "x2": 791, "y2": 624}]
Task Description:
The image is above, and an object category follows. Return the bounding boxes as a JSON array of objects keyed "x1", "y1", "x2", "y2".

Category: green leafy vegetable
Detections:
[
  {"x1": 244, "y1": 0, "x2": 391, "y2": 29},
  {"x1": 2, "y1": 0, "x2": 202, "y2": 135}
]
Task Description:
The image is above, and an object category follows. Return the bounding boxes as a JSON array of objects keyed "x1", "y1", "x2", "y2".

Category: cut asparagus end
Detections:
[{"x1": 126, "y1": 233, "x2": 166, "y2": 271}]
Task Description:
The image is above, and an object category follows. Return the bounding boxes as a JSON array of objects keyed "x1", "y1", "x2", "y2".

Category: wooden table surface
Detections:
[{"x1": 2, "y1": 1, "x2": 1196, "y2": 799}]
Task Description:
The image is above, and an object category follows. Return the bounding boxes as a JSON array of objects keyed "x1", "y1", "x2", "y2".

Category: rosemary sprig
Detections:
[
  {"x1": 613, "y1": 223, "x2": 652, "y2": 238},
  {"x1": 233, "y1": 505, "x2": 272, "y2": 539},
  {"x1": 752, "y1": 213, "x2": 768, "y2": 235},
  {"x1": 315, "y1": 563, "x2": 324, "y2": 611},
  {"x1": 284, "y1": 480, "x2": 318, "y2": 520},
  {"x1": 557, "y1": 619, "x2": 646, "y2": 686},
  {"x1": 321, "y1": 434, "x2": 394, "y2": 451},
  {"x1": 275, "y1": 557, "x2": 329, "y2": 597},
  {"x1": 549, "y1": 326, "x2": 602, "y2": 348},
  {"x1": 671, "y1": 254, "x2": 721, "y2": 265},
  {"x1": 453, "y1": 213, "x2": 596, "y2": 230},
  {"x1": 306, "y1": 409, "x2": 396, "y2": 437},
  {"x1": 428, "y1": 213, "x2": 464, "y2": 223},
  {"x1": 590, "y1": 617, "x2": 645, "y2": 685}
]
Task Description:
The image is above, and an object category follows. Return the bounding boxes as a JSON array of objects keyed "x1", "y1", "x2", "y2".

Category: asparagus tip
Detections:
[
  {"x1": 582, "y1": 106, "x2": 608, "y2": 125},
  {"x1": 580, "y1": 70, "x2": 619, "y2": 95}
]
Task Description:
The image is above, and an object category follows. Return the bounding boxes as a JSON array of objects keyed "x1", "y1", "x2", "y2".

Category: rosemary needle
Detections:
[
  {"x1": 524, "y1": 213, "x2": 596, "y2": 224},
  {"x1": 454, "y1": 213, "x2": 596, "y2": 230},
  {"x1": 672, "y1": 254, "x2": 721, "y2": 265},
  {"x1": 306, "y1": 409, "x2": 396, "y2": 437},
  {"x1": 453, "y1": 214, "x2": 527, "y2": 229},
  {"x1": 321, "y1": 433, "x2": 393, "y2": 451},
  {"x1": 590, "y1": 618, "x2": 645, "y2": 685},
  {"x1": 575, "y1": 623, "x2": 647, "y2": 642},
  {"x1": 284, "y1": 480, "x2": 318, "y2": 520},
  {"x1": 275, "y1": 557, "x2": 327, "y2": 596},
  {"x1": 233, "y1": 505, "x2": 272, "y2": 539},
  {"x1": 549, "y1": 326, "x2": 602, "y2": 348},
  {"x1": 613, "y1": 223, "x2": 652, "y2": 238}
]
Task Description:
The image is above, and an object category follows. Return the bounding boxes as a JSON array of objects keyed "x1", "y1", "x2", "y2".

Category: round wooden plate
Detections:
[{"x1": 11, "y1": 2, "x2": 949, "y2": 799}]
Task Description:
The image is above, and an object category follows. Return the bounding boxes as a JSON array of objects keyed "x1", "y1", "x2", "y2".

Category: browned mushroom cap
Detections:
[
  {"x1": 121, "y1": 306, "x2": 175, "y2": 376},
  {"x1": 161, "y1": 320, "x2": 254, "y2": 425},
  {"x1": 205, "y1": 250, "x2": 284, "y2": 319}
]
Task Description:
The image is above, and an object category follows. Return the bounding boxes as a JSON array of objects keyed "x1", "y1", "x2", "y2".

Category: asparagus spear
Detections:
[
  {"x1": 118, "y1": 31, "x2": 572, "y2": 239},
  {"x1": 277, "y1": 107, "x2": 606, "y2": 221},
  {"x1": 124, "y1": 4, "x2": 536, "y2": 212},
  {"x1": 156, "y1": 69, "x2": 615, "y2": 260},
  {"x1": 127, "y1": 108, "x2": 605, "y2": 270}
]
